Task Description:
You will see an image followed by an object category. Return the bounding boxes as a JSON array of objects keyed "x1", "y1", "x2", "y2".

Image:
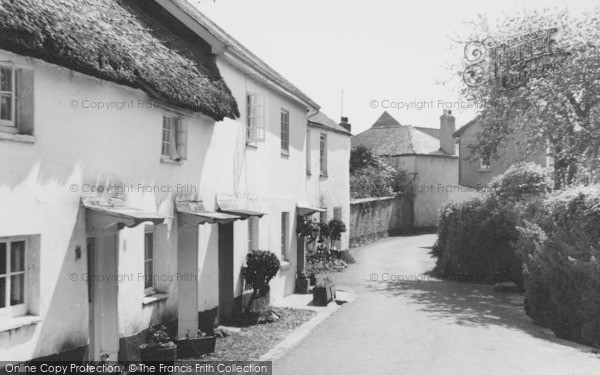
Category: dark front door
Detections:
[{"x1": 218, "y1": 222, "x2": 234, "y2": 323}]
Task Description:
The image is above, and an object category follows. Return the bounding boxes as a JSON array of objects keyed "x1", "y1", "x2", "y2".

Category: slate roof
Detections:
[
  {"x1": 307, "y1": 110, "x2": 352, "y2": 135},
  {"x1": 352, "y1": 111, "x2": 444, "y2": 156},
  {"x1": 0, "y1": 0, "x2": 239, "y2": 121}
]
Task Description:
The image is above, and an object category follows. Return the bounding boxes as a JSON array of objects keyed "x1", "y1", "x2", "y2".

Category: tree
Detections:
[
  {"x1": 349, "y1": 146, "x2": 412, "y2": 198},
  {"x1": 457, "y1": 7, "x2": 600, "y2": 188}
]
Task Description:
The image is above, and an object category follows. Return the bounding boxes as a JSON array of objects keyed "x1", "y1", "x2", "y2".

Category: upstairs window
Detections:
[
  {"x1": 0, "y1": 63, "x2": 34, "y2": 136},
  {"x1": 479, "y1": 153, "x2": 491, "y2": 171},
  {"x1": 247, "y1": 93, "x2": 265, "y2": 143},
  {"x1": 161, "y1": 115, "x2": 187, "y2": 162},
  {"x1": 320, "y1": 133, "x2": 328, "y2": 175},
  {"x1": 280, "y1": 109, "x2": 289, "y2": 154}
]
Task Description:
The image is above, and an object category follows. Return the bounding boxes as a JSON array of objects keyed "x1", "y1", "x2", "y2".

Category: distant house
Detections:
[
  {"x1": 304, "y1": 111, "x2": 352, "y2": 250},
  {"x1": 352, "y1": 110, "x2": 474, "y2": 228},
  {"x1": 454, "y1": 116, "x2": 551, "y2": 188}
]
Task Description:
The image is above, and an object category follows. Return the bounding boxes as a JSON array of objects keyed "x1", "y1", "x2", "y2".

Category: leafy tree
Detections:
[
  {"x1": 457, "y1": 7, "x2": 600, "y2": 188},
  {"x1": 349, "y1": 146, "x2": 412, "y2": 198}
]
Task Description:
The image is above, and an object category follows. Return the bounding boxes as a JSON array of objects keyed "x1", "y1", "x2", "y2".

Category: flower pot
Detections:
[
  {"x1": 295, "y1": 278, "x2": 310, "y2": 294},
  {"x1": 309, "y1": 274, "x2": 317, "y2": 286},
  {"x1": 312, "y1": 284, "x2": 334, "y2": 306},
  {"x1": 175, "y1": 335, "x2": 216, "y2": 358},
  {"x1": 139, "y1": 343, "x2": 177, "y2": 363}
]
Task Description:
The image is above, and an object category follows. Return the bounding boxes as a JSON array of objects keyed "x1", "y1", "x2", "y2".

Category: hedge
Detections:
[
  {"x1": 516, "y1": 185, "x2": 600, "y2": 348},
  {"x1": 432, "y1": 195, "x2": 523, "y2": 286}
]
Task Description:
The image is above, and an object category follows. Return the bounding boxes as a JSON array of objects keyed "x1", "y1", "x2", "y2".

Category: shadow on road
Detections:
[{"x1": 363, "y1": 277, "x2": 595, "y2": 355}]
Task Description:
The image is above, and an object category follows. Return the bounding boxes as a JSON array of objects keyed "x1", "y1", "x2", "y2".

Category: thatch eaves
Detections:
[{"x1": 0, "y1": 0, "x2": 239, "y2": 121}]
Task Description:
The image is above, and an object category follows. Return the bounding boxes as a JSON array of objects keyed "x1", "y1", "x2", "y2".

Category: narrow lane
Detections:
[{"x1": 274, "y1": 235, "x2": 600, "y2": 375}]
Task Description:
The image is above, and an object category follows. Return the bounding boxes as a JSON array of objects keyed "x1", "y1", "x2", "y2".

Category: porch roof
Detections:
[
  {"x1": 296, "y1": 203, "x2": 327, "y2": 216},
  {"x1": 218, "y1": 208, "x2": 266, "y2": 220},
  {"x1": 176, "y1": 201, "x2": 240, "y2": 225},
  {"x1": 82, "y1": 198, "x2": 165, "y2": 230}
]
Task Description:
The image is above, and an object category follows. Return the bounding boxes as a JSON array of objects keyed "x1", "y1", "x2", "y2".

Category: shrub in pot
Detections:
[
  {"x1": 309, "y1": 272, "x2": 317, "y2": 286},
  {"x1": 175, "y1": 330, "x2": 216, "y2": 358},
  {"x1": 139, "y1": 325, "x2": 177, "y2": 363},
  {"x1": 242, "y1": 250, "x2": 281, "y2": 317},
  {"x1": 295, "y1": 272, "x2": 310, "y2": 294},
  {"x1": 312, "y1": 277, "x2": 335, "y2": 306}
]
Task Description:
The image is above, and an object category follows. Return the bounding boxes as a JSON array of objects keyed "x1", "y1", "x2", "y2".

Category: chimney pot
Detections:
[{"x1": 440, "y1": 110, "x2": 456, "y2": 155}]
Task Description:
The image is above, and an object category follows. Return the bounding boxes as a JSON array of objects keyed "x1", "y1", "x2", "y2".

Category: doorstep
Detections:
[{"x1": 261, "y1": 289, "x2": 356, "y2": 362}]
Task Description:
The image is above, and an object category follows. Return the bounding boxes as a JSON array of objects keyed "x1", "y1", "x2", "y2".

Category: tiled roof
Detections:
[
  {"x1": 414, "y1": 127, "x2": 440, "y2": 140},
  {"x1": 352, "y1": 111, "x2": 444, "y2": 156},
  {"x1": 307, "y1": 110, "x2": 351, "y2": 135}
]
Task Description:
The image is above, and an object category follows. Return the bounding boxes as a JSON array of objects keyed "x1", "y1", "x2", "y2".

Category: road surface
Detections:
[{"x1": 274, "y1": 234, "x2": 600, "y2": 375}]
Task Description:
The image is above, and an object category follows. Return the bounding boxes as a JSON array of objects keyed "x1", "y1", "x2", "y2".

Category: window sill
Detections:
[
  {"x1": 246, "y1": 142, "x2": 258, "y2": 149},
  {"x1": 0, "y1": 132, "x2": 36, "y2": 144},
  {"x1": 160, "y1": 156, "x2": 183, "y2": 165},
  {"x1": 0, "y1": 315, "x2": 42, "y2": 333},
  {"x1": 143, "y1": 293, "x2": 169, "y2": 306},
  {"x1": 280, "y1": 261, "x2": 291, "y2": 270},
  {"x1": 319, "y1": 173, "x2": 328, "y2": 178},
  {"x1": 281, "y1": 150, "x2": 290, "y2": 158}
]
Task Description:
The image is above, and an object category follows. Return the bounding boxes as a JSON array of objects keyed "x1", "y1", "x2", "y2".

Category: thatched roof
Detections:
[{"x1": 0, "y1": 0, "x2": 239, "y2": 121}]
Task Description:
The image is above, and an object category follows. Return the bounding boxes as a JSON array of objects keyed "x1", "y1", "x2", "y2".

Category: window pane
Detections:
[
  {"x1": 144, "y1": 233, "x2": 153, "y2": 261},
  {"x1": 0, "y1": 277, "x2": 5, "y2": 308},
  {"x1": 0, "y1": 94, "x2": 12, "y2": 121},
  {"x1": 10, "y1": 273, "x2": 24, "y2": 305},
  {"x1": 144, "y1": 261, "x2": 153, "y2": 289},
  {"x1": 11, "y1": 241, "x2": 25, "y2": 272},
  {"x1": 0, "y1": 243, "x2": 6, "y2": 275},
  {"x1": 0, "y1": 67, "x2": 12, "y2": 91}
]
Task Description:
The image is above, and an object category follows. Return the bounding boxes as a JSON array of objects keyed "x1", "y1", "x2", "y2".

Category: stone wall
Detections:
[{"x1": 349, "y1": 196, "x2": 411, "y2": 248}]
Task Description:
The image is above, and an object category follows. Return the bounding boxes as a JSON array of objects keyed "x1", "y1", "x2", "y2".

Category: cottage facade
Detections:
[{"x1": 0, "y1": 0, "x2": 338, "y2": 362}]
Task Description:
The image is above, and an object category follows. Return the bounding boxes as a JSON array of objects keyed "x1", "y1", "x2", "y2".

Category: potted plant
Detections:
[
  {"x1": 139, "y1": 325, "x2": 177, "y2": 363},
  {"x1": 175, "y1": 329, "x2": 216, "y2": 358},
  {"x1": 295, "y1": 272, "x2": 310, "y2": 294},
  {"x1": 327, "y1": 219, "x2": 347, "y2": 251},
  {"x1": 312, "y1": 277, "x2": 335, "y2": 306},
  {"x1": 298, "y1": 219, "x2": 320, "y2": 252},
  {"x1": 242, "y1": 250, "x2": 281, "y2": 319},
  {"x1": 309, "y1": 272, "x2": 317, "y2": 286}
]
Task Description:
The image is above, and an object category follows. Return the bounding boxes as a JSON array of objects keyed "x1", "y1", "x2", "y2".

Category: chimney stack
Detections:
[
  {"x1": 340, "y1": 117, "x2": 351, "y2": 132},
  {"x1": 440, "y1": 109, "x2": 456, "y2": 155}
]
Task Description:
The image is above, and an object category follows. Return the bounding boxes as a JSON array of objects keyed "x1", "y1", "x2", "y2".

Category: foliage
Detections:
[
  {"x1": 350, "y1": 146, "x2": 411, "y2": 199},
  {"x1": 516, "y1": 185, "x2": 600, "y2": 348},
  {"x1": 487, "y1": 162, "x2": 553, "y2": 202},
  {"x1": 457, "y1": 8, "x2": 600, "y2": 187},
  {"x1": 143, "y1": 325, "x2": 175, "y2": 349},
  {"x1": 327, "y1": 219, "x2": 347, "y2": 242},
  {"x1": 431, "y1": 195, "x2": 523, "y2": 287},
  {"x1": 242, "y1": 250, "x2": 280, "y2": 297},
  {"x1": 315, "y1": 276, "x2": 334, "y2": 289},
  {"x1": 297, "y1": 219, "x2": 320, "y2": 244}
]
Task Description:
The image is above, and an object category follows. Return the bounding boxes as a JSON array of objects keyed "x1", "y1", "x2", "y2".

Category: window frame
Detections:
[
  {"x1": 0, "y1": 64, "x2": 17, "y2": 131},
  {"x1": 246, "y1": 93, "x2": 265, "y2": 143},
  {"x1": 280, "y1": 212, "x2": 289, "y2": 261},
  {"x1": 280, "y1": 108, "x2": 290, "y2": 154},
  {"x1": 143, "y1": 227, "x2": 155, "y2": 295},
  {"x1": 479, "y1": 154, "x2": 491, "y2": 171},
  {"x1": 0, "y1": 236, "x2": 28, "y2": 319},
  {"x1": 319, "y1": 132, "x2": 328, "y2": 176},
  {"x1": 161, "y1": 113, "x2": 186, "y2": 163}
]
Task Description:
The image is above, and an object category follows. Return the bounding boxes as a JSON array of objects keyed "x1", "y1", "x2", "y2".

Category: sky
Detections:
[{"x1": 194, "y1": 0, "x2": 595, "y2": 135}]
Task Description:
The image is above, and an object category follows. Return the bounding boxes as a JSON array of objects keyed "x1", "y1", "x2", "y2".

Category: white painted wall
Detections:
[{"x1": 304, "y1": 127, "x2": 351, "y2": 250}]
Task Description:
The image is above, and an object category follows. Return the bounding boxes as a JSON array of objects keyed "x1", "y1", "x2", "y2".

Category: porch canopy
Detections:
[
  {"x1": 176, "y1": 200, "x2": 240, "y2": 226},
  {"x1": 216, "y1": 195, "x2": 266, "y2": 220},
  {"x1": 296, "y1": 202, "x2": 327, "y2": 216},
  {"x1": 82, "y1": 198, "x2": 165, "y2": 231}
]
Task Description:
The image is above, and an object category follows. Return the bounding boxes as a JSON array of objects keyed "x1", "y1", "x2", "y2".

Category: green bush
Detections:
[
  {"x1": 432, "y1": 195, "x2": 522, "y2": 286},
  {"x1": 487, "y1": 162, "x2": 552, "y2": 202},
  {"x1": 516, "y1": 185, "x2": 600, "y2": 348}
]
